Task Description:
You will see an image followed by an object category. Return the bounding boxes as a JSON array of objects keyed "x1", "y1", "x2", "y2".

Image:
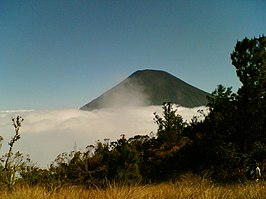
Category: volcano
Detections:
[{"x1": 80, "y1": 69, "x2": 210, "y2": 111}]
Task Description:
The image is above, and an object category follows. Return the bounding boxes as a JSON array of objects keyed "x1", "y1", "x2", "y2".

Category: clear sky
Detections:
[{"x1": 1, "y1": 0, "x2": 266, "y2": 110}]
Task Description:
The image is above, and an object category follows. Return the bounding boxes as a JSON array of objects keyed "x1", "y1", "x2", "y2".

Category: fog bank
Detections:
[{"x1": 0, "y1": 106, "x2": 206, "y2": 167}]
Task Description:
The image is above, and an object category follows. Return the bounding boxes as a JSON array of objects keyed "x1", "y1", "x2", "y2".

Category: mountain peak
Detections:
[
  {"x1": 129, "y1": 69, "x2": 173, "y2": 77},
  {"x1": 81, "y1": 69, "x2": 210, "y2": 111}
]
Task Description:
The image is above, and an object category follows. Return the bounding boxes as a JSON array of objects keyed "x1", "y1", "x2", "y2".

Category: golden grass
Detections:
[{"x1": 1, "y1": 175, "x2": 265, "y2": 199}]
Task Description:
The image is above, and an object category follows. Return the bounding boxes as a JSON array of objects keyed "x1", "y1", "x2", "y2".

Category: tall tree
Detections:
[
  {"x1": 231, "y1": 35, "x2": 266, "y2": 155},
  {"x1": 149, "y1": 102, "x2": 190, "y2": 181}
]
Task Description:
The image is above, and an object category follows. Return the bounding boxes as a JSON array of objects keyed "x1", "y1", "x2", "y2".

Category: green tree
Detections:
[
  {"x1": 108, "y1": 135, "x2": 142, "y2": 185},
  {"x1": 231, "y1": 36, "x2": 266, "y2": 156},
  {"x1": 206, "y1": 85, "x2": 237, "y2": 146},
  {"x1": 48, "y1": 141, "x2": 110, "y2": 188},
  {"x1": 193, "y1": 36, "x2": 266, "y2": 181},
  {"x1": 204, "y1": 85, "x2": 243, "y2": 181},
  {"x1": 145, "y1": 102, "x2": 191, "y2": 181},
  {"x1": 154, "y1": 102, "x2": 185, "y2": 144}
]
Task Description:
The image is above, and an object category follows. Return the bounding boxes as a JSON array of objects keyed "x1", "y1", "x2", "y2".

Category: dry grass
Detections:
[{"x1": 1, "y1": 175, "x2": 265, "y2": 199}]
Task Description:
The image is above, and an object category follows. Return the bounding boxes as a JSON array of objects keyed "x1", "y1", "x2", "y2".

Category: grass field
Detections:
[{"x1": 1, "y1": 175, "x2": 265, "y2": 199}]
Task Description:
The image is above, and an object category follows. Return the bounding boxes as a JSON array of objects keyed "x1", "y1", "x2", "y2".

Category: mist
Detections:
[
  {"x1": 0, "y1": 106, "x2": 207, "y2": 167},
  {"x1": 81, "y1": 77, "x2": 152, "y2": 110}
]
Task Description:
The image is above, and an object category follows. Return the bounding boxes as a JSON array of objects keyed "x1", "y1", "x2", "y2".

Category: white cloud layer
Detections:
[{"x1": 0, "y1": 106, "x2": 207, "y2": 167}]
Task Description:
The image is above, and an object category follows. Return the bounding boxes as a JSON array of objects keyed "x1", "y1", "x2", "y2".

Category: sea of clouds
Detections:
[{"x1": 0, "y1": 106, "x2": 207, "y2": 167}]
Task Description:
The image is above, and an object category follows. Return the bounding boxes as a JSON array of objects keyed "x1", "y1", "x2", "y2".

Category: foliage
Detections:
[
  {"x1": 231, "y1": 36, "x2": 266, "y2": 155},
  {"x1": 188, "y1": 35, "x2": 266, "y2": 182},
  {"x1": 0, "y1": 116, "x2": 32, "y2": 191},
  {"x1": 154, "y1": 102, "x2": 186, "y2": 144}
]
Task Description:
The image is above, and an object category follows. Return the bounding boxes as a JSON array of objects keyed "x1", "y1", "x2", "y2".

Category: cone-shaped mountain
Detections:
[{"x1": 80, "y1": 69, "x2": 210, "y2": 111}]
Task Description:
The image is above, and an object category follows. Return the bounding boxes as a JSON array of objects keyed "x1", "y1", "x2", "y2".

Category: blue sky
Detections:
[{"x1": 1, "y1": 0, "x2": 266, "y2": 110}]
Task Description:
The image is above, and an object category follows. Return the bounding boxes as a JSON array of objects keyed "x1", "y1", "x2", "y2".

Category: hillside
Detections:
[{"x1": 80, "y1": 69, "x2": 210, "y2": 111}]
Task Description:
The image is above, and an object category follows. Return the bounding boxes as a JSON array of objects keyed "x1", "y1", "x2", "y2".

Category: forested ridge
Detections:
[{"x1": 0, "y1": 36, "x2": 265, "y2": 191}]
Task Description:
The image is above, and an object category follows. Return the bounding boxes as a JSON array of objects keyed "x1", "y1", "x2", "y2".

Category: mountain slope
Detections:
[{"x1": 80, "y1": 69, "x2": 210, "y2": 111}]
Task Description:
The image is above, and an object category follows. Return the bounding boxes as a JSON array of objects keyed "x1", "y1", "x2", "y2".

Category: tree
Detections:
[
  {"x1": 0, "y1": 116, "x2": 30, "y2": 191},
  {"x1": 206, "y1": 85, "x2": 237, "y2": 146},
  {"x1": 231, "y1": 36, "x2": 266, "y2": 92},
  {"x1": 231, "y1": 35, "x2": 266, "y2": 155},
  {"x1": 147, "y1": 102, "x2": 191, "y2": 181},
  {"x1": 108, "y1": 135, "x2": 142, "y2": 184},
  {"x1": 153, "y1": 102, "x2": 185, "y2": 144},
  {"x1": 186, "y1": 36, "x2": 266, "y2": 182}
]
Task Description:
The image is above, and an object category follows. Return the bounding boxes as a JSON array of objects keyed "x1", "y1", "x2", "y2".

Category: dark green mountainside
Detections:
[{"x1": 80, "y1": 69, "x2": 210, "y2": 111}]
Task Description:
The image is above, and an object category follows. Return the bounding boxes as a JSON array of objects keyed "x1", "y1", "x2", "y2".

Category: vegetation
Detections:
[
  {"x1": 0, "y1": 116, "x2": 30, "y2": 191},
  {"x1": 0, "y1": 175, "x2": 265, "y2": 199},
  {"x1": 0, "y1": 36, "x2": 265, "y2": 195}
]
